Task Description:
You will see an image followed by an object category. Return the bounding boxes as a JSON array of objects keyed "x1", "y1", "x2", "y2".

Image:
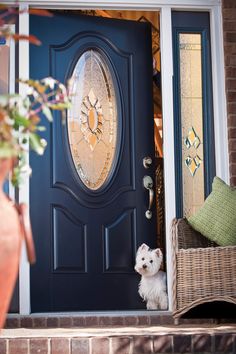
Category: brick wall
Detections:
[{"x1": 222, "y1": 0, "x2": 236, "y2": 186}]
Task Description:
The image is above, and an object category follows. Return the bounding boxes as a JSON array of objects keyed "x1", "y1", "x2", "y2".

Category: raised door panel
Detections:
[
  {"x1": 104, "y1": 209, "x2": 136, "y2": 273},
  {"x1": 53, "y1": 206, "x2": 87, "y2": 272}
]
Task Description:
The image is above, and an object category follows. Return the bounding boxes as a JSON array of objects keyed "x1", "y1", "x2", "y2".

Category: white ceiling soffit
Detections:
[{"x1": 2, "y1": 0, "x2": 221, "y2": 10}]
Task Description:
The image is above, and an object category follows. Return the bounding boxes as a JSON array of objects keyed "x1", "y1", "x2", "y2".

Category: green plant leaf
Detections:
[
  {"x1": 29, "y1": 133, "x2": 46, "y2": 155},
  {"x1": 36, "y1": 126, "x2": 46, "y2": 132},
  {"x1": 49, "y1": 102, "x2": 71, "y2": 110},
  {"x1": 12, "y1": 112, "x2": 31, "y2": 128},
  {"x1": 0, "y1": 142, "x2": 18, "y2": 158}
]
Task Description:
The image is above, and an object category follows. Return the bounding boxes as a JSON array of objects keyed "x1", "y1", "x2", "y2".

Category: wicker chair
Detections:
[{"x1": 171, "y1": 218, "x2": 236, "y2": 319}]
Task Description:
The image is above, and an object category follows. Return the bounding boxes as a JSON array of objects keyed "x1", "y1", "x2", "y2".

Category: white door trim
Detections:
[
  {"x1": 15, "y1": 0, "x2": 227, "y2": 314},
  {"x1": 210, "y1": 5, "x2": 229, "y2": 184},
  {"x1": 160, "y1": 6, "x2": 175, "y2": 311},
  {"x1": 18, "y1": 4, "x2": 31, "y2": 315}
]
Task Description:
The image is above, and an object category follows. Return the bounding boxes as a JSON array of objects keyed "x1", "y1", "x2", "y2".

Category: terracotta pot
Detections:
[{"x1": 0, "y1": 158, "x2": 35, "y2": 329}]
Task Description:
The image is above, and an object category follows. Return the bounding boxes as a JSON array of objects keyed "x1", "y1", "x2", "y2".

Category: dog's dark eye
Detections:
[
  {"x1": 150, "y1": 260, "x2": 153, "y2": 263},
  {"x1": 142, "y1": 257, "x2": 145, "y2": 261}
]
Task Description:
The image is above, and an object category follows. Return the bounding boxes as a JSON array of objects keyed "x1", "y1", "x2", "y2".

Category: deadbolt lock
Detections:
[{"x1": 143, "y1": 156, "x2": 152, "y2": 169}]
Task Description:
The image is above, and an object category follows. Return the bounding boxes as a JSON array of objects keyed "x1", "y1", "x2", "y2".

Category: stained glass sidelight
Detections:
[
  {"x1": 67, "y1": 50, "x2": 118, "y2": 190},
  {"x1": 179, "y1": 34, "x2": 205, "y2": 217}
]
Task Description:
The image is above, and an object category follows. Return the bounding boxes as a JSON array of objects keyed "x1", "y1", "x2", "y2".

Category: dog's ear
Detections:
[
  {"x1": 154, "y1": 248, "x2": 163, "y2": 258},
  {"x1": 138, "y1": 243, "x2": 149, "y2": 252}
]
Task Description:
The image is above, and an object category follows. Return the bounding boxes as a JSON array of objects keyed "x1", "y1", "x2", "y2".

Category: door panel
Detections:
[{"x1": 30, "y1": 12, "x2": 156, "y2": 311}]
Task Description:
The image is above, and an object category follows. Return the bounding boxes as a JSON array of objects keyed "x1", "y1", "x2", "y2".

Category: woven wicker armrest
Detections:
[
  {"x1": 173, "y1": 245, "x2": 236, "y2": 318},
  {"x1": 172, "y1": 218, "x2": 217, "y2": 250}
]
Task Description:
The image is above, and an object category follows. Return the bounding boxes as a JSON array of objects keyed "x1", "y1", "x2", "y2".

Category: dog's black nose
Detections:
[{"x1": 143, "y1": 264, "x2": 147, "y2": 269}]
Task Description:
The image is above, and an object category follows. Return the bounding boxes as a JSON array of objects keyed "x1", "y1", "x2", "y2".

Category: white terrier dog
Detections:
[{"x1": 134, "y1": 243, "x2": 168, "y2": 310}]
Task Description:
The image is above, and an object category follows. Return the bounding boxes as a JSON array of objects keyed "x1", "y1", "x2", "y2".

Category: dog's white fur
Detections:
[{"x1": 134, "y1": 243, "x2": 168, "y2": 310}]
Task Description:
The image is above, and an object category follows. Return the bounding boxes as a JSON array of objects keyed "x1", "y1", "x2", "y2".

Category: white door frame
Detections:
[{"x1": 4, "y1": 0, "x2": 227, "y2": 314}]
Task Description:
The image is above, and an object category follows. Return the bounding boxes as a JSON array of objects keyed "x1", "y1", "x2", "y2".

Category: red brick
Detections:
[
  {"x1": 222, "y1": 0, "x2": 236, "y2": 8},
  {"x1": 226, "y1": 79, "x2": 236, "y2": 90},
  {"x1": 33, "y1": 317, "x2": 47, "y2": 328},
  {"x1": 137, "y1": 315, "x2": 150, "y2": 326},
  {"x1": 227, "y1": 102, "x2": 236, "y2": 114},
  {"x1": 84, "y1": 316, "x2": 99, "y2": 327},
  {"x1": 230, "y1": 163, "x2": 236, "y2": 173},
  {"x1": 160, "y1": 315, "x2": 174, "y2": 325},
  {"x1": 229, "y1": 139, "x2": 236, "y2": 150},
  {"x1": 4, "y1": 317, "x2": 20, "y2": 328},
  {"x1": 227, "y1": 91, "x2": 236, "y2": 101},
  {"x1": 173, "y1": 335, "x2": 192, "y2": 353},
  {"x1": 230, "y1": 175, "x2": 236, "y2": 185},
  {"x1": 9, "y1": 339, "x2": 29, "y2": 354},
  {"x1": 215, "y1": 334, "x2": 234, "y2": 352},
  {"x1": 223, "y1": 8, "x2": 236, "y2": 20},
  {"x1": 30, "y1": 339, "x2": 48, "y2": 354},
  {"x1": 225, "y1": 54, "x2": 236, "y2": 66},
  {"x1": 98, "y1": 316, "x2": 112, "y2": 326},
  {"x1": 223, "y1": 21, "x2": 236, "y2": 32},
  {"x1": 153, "y1": 335, "x2": 173, "y2": 353},
  {"x1": 224, "y1": 57, "x2": 236, "y2": 69},
  {"x1": 71, "y1": 338, "x2": 89, "y2": 354},
  {"x1": 111, "y1": 316, "x2": 124, "y2": 326},
  {"x1": 46, "y1": 317, "x2": 59, "y2": 328},
  {"x1": 224, "y1": 43, "x2": 236, "y2": 55},
  {"x1": 91, "y1": 338, "x2": 109, "y2": 354},
  {"x1": 229, "y1": 151, "x2": 236, "y2": 162},
  {"x1": 0, "y1": 339, "x2": 7, "y2": 354},
  {"x1": 72, "y1": 317, "x2": 85, "y2": 327},
  {"x1": 230, "y1": 162, "x2": 236, "y2": 172},
  {"x1": 51, "y1": 338, "x2": 70, "y2": 354},
  {"x1": 228, "y1": 128, "x2": 236, "y2": 138},
  {"x1": 133, "y1": 336, "x2": 153, "y2": 354},
  {"x1": 150, "y1": 315, "x2": 162, "y2": 325},
  {"x1": 111, "y1": 337, "x2": 131, "y2": 354},
  {"x1": 228, "y1": 114, "x2": 236, "y2": 127},
  {"x1": 123, "y1": 316, "x2": 138, "y2": 326},
  {"x1": 20, "y1": 316, "x2": 33, "y2": 328},
  {"x1": 179, "y1": 318, "x2": 215, "y2": 324},
  {"x1": 225, "y1": 32, "x2": 236, "y2": 43},
  {"x1": 59, "y1": 317, "x2": 72, "y2": 328},
  {"x1": 192, "y1": 334, "x2": 212, "y2": 352}
]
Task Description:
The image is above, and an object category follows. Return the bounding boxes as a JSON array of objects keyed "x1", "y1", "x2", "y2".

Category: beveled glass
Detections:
[
  {"x1": 179, "y1": 34, "x2": 205, "y2": 217},
  {"x1": 67, "y1": 50, "x2": 118, "y2": 190}
]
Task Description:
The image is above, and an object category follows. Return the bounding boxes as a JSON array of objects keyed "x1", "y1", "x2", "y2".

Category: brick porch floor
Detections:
[{"x1": 1, "y1": 314, "x2": 236, "y2": 353}]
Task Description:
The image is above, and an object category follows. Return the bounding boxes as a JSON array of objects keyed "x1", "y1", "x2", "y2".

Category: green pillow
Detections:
[{"x1": 188, "y1": 177, "x2": 236, "y2": 246}]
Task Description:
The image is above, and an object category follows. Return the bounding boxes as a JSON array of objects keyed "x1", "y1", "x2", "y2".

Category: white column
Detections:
[
  {"x1": 18, "y1": 4, "x2": 31, "y2": 315},
  {"x1": 160, "y1": 6, "x2": 176, "y2": 311},
  {"x1": 210, "y1": 5, "x2": 229, "y2": 184}
]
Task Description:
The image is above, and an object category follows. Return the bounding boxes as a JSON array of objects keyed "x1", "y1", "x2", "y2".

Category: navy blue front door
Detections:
[{"x1": 30, "y1": 12, "x2": 156, "y2": 311}]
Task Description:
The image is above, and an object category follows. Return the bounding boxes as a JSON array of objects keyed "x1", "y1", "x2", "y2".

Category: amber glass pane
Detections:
[
  {"x1": 179, "y1": 33, "x2": 204, "y2": 217},
  {"x1": 67, "y1": 50, "x2": 118, "y2": 190}
]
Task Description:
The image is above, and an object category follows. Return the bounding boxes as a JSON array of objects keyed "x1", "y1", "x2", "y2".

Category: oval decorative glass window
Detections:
[{"x1": 67, "y1": 49, "x2": 118, "y2": 190}]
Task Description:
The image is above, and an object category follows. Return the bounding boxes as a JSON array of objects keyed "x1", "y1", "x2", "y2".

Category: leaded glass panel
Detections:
[
  {"x1": 67, "y1": 50, "x2": 118, "y2": 190},
  {"x1": 179, "y1": 34, "x2": 205, "y2": 217}
]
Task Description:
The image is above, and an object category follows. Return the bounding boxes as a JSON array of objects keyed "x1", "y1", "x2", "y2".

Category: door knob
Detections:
[{"x1": 143, "y1": 175, "x2": 154, "y2": 219}]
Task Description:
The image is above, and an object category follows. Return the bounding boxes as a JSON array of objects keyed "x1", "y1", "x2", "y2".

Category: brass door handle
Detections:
[{"x1": 143, "y1": 175, "x2": 154, "y2": 219}]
